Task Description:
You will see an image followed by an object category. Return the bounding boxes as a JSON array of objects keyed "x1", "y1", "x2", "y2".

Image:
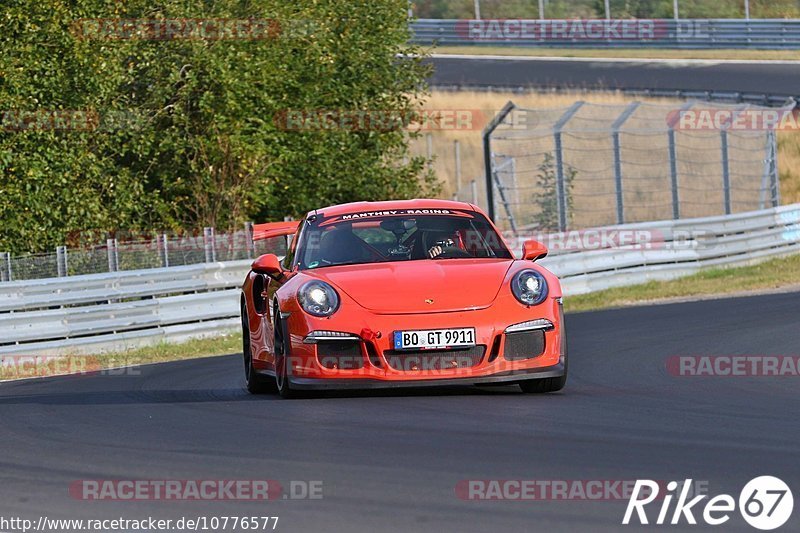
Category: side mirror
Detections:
[
  {"x1": 252, "y1": 254, "x2": 283, "y2": 276},
  {"x1": 522, "y1": 240, "x2": 548, "y2": 261}
]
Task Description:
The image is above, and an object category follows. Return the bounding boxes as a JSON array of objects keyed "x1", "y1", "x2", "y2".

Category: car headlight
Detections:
[
  {"x1": 298, "y1": 281, "x2": 340, "y2": 317},
  {"x1": 511, "y1": 269, "x2": 548, "y2": 306}
]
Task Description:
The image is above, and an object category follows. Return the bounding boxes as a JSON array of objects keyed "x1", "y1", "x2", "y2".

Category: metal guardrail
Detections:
[
  {"x1": 412, "y1": 19, "x2": 800, "y2": 49},
  {"x1": 0, "y1": 261, "x2": 251, "y2": 356},
  {"x1": 507, "y1": 203, "x2": 800, "y2": 295},
  {"x1": 1, "y1": 204, "x2": 798, "y2": 355}
]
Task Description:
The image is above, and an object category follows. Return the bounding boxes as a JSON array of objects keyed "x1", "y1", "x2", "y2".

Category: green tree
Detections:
[
  {"x1": 531, "y1": 152, "x2": 576, "y2": 231},
  {"x1": 0, "y1": 0, "x2": 435, "y2": 254}
]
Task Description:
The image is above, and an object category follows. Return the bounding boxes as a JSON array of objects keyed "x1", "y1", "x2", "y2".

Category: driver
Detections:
[
  {"x1": 426, "y1": 230, "x2": 464, "y2": 259},
  {"x1": 316, "y1": 227, "x2": 370, "y2": 265}
]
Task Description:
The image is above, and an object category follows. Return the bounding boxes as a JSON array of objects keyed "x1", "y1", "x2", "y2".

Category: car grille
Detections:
[
  {"x1": 317, "y1": 340, "x2": 364, "y2": 370},
  {"x1": 384, "y1": 346, "x2": 486, "y2": 371},
  {"x1": 503, "y1": 330, "x2": 546, "y2": 361}
]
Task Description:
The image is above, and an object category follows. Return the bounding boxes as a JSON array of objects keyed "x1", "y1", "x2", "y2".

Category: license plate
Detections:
[{"x1": 393, "y1": 328, "x2": 476, "y2": 350}]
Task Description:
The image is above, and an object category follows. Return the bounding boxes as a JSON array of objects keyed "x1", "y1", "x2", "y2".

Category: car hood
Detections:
[{"x1": 309, "y1": 259, "x2": 515, "y2": 314}]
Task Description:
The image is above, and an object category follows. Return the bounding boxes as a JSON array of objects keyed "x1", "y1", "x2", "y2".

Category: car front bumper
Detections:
[
  {"x1": 276, "y1": 294, "x2": 566, "y2": 386},
  {"x1": 288, "y1": 358, "x2": 566, "y2": 390}
]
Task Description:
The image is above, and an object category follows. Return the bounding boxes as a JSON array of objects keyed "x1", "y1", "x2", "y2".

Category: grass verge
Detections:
[
  {"x1": 564, "y1": 253, "x2": 800, "y2": 313},
  {"x1": 434, "y1": 46, "x2": 800, "y2": 61},
  {"x1": 0, "y1": 331, "x2": 242, "y2": 381}
]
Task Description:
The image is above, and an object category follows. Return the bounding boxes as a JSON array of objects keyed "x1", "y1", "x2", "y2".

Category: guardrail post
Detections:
[
  {"x1": 159, "y1": 234, "x2": 169, "y2": 268},
  {"x1": 611, "y1": 102, "x2": 641, "y2": 225},
  {"x1": 1, "y1": 252, "x2": 10, "y2": 282},
  {"x1": 56, "y1": 246, "x2": 68, "y2": 277},
  {"x1": 204, "y1": 227, "x2": 216, "y2": 263},
  {"x1": 244, "y1": 222, "x2": 255, "y2": 259},
  {"x1": 553, "y1": 101, "x2": 585, "y2": 232},
  {"x1": 106, "y1": 239, "x2": 119, "y2": 272}
]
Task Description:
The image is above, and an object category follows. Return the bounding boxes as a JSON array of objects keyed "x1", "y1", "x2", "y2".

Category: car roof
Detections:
[{"x1": 312, "y1": 199, "x2": 480, "y2": 218}]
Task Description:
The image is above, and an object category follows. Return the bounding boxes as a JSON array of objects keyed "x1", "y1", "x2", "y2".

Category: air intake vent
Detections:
[
  {"x1": 503, "y1": 330, "x2": 545, "y2": 361},
  {"x1": 317, "y1": 340, "x2": 364, "y2": 370}
]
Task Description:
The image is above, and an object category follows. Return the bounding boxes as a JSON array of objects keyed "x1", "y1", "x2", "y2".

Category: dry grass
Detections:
[
  {"x1": 565, "y1": 252, "x2": 800, "y2": 313},
  {"x1": 0, "y1": 332, "x2": 241, "y2": 381},
  {"x1": 414, "y1": 90, "x2": 800, "y2": 211},
  {"x1": 435, "y1": 46, "x2": 800, "y2": 61}
]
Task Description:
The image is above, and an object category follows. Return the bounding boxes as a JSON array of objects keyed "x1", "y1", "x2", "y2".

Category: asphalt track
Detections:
[
  {"x1": 429, "y1": 55, "x2": 800, "y2": 99},
  {"x1": 1, "y1": 290, "x2": 798, "y2": 532}
]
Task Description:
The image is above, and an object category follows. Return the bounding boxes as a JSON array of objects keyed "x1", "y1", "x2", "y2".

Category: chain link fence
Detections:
[
  {"x1": 483, "y1": 100, "x2": 789, "y2": 233},
  {"x1": 0, "y1": 224, "x2": 288, "y2": 283}
]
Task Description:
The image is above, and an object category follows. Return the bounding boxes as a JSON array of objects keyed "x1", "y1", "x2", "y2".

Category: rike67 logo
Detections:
[{"x1": 623, "y1": 477, "x2": 793, "y2": 530}]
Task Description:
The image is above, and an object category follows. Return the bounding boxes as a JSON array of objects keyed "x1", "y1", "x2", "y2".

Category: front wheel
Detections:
[
  {"x1": 273, "y1": 313, "x2": 300, "y2": 399},
  {"x1": 518, "y1": 373, "x2": 566, "y2": 393},
  {"x1": 520, "y1": 314, "x2": 568, "y2": 394},
  {"x1": 242, "y1": 305, "x2": 275, "y2": 394}
]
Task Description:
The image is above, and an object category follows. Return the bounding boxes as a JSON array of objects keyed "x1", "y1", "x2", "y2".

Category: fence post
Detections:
[
  {"x1": 768, "y1": 130, "x2": 780, "y2": 207},
  {"x1": 204, "y1": 227, "x2": 216, "y2": 263},
  {"x1": 425, "y1": 133, "x2": 433, "y2": 171},
  {"x1": 668, "y1": 128, "x2": 681, "y2": 219},
  {"x1": 56, "y1": 246, "x2": 68, "y2": 277},
  {"x1": 106, "y1": 239, "x2": 119, "y2": 272},
  {"x1": 454, "y1": 140, "x2": 462, "y2": 200},
  {"x1": 1, "y1": 252, "x2": 10, "y2": 282},
  {"x1": 483, "y1": 101, "x2": 516, "y2": 222},
  {"x1": 667, "y1": 101, "x2": 694, "y2": 219},
  {"x1": 721, "y1": 105, "x2": 749, "y2": 216},
  {"x1": 470, "y1": 179, "x2": 478, "y2": 205},
  {"x1": 720, "y1": 129, "x2": 732, "y2": 215},
  {"x1": 159, "y1": 234, "x2": 169, "y2": 268},
  {"x1": 553, "y1": 101, "x2": 584, "y2": 232},
  {"x1": 491, "y1": 156, "x2": 519, "y2": 235},
  {"x1": 244, "y1": 222, "x2": 255, "y2": 259},
  {"x1": 611, "y1": 102, "x2": 641, "y2": 225}
]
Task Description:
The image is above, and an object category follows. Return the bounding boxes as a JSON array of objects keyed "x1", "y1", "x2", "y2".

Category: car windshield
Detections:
[{"x1": 298, "y1": 210, "x2": 513, "y2": 270}]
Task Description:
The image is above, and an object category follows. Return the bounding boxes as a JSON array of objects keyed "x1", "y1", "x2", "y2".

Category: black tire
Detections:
[
  {"x1": 242, "y1": 303, "x2": 275, "y2": 394},
  {"x1": 518, "y1": 372, "x2": 567, "y2": 393},
  {"x1": 273, "y1": 312, "x2": 300, "y2": 399}
]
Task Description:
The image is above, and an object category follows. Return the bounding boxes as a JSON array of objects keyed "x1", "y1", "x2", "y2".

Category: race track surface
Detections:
[
  {"x1": 429, "y1": 55, "x2": 800, "y2": 99},
  {"x1": 1, "y1": 291, "x2": 798, "y2": 532}
]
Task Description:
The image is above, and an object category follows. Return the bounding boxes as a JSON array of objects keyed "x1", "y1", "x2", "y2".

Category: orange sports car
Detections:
[{"x1": 240, "y1": 199, "x2": 566, "y2": 398}]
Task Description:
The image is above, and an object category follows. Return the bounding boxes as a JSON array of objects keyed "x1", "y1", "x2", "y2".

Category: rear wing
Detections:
[{"x1": 252, "y1": 221, "x2": 299, "y2": 241}]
